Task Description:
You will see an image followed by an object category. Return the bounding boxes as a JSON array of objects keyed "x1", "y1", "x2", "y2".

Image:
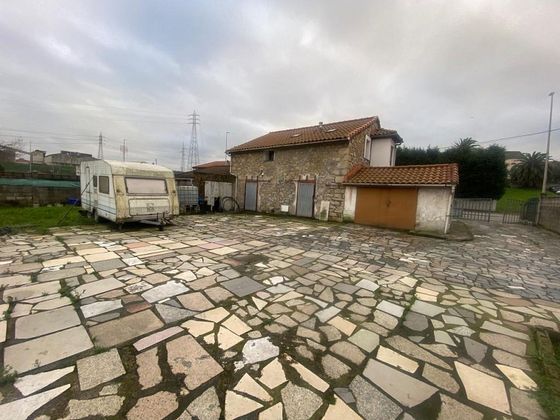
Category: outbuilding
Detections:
[{"x1": 342, "y1": 163, "x2": 459, "y2": 234}]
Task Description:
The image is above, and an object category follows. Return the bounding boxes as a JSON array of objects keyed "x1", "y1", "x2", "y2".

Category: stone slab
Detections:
[
  {"x1": 0, "y1": 384, "x2": 70, "y2": 420},
  {"x1": 81, "y1": 300, "x2": 123, "y2": 318},
  {"x1": 141, "y1": 281, "x2": 189, "y2": 303},
  {"x1": 74, "y1": 278, "x2": 125, "y2": 299},
  {"x1": 15, "y1": 366, "x2": 75, "y2": 396},
  {"x1": 4, "y1": 326, "x2": 93, "y2": 373},
  {"x1": 167, "y1": 335, "x2": 223, "y2": 390},
  {"x1": 89, "y1": 310, "x2": 164, "y2": 347},
  {"x1": 363, "y1": 359, "x2": 437, "y2": 408},
  {"x1": 3, "y1": 280, "x2": 61, "y2": 301},
  {"x1": 15, "y1": 306, "x2": 81, "y2": 339},
  {"x1": 455, "y1": 361, "x2": 511, "y2": 415},
  {"x1": 222, "y1": 276, "x2": 266, "y2": 297},
  {"x1": 77, "y1": 348, "x2": 126, "y2": 390},
  {"x1": 350, "y1": 375, "x2": 402, "y2": 420},
  {"x1": 133, "y1": 326, "x2": 183, "y2": 351}
]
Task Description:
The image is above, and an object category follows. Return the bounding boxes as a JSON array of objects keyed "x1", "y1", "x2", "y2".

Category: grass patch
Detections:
[
  {"x1": 496, "y1": 187, "x2": 555, "y2": 212},
  {"x1": 2, "y1": 297, "x2": 14, "y2": 320},
  {"x1": 0, "y1": 365, "x2": 17, "y2": 386},
  {"x1": 0, "y1": 205, "x2": 94, "y2": 233},
  {"x1": 58, "y1": 279, "x2": 81, "y2": 305},
  {"x1": 529, "y1": 329, "x2": 560, "y2": 418}
]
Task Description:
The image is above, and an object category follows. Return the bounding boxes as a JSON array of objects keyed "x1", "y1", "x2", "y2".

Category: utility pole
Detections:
[
  {"x1": 29, "y1": 139, "x2": 32, "y2": 174},
  {"x1": 542, "y1": 92, "x2": 555, "y2": 194},
  {"x1": 120, "y1": 139, "x2": 128, "y2": 162},
  {"x1": 187, "y1": 110, "x2": 200, "y2": 171},
  {"x1": 98, "y1": 132, "x2": 104, "y2": 159},
  {"x1": 225, "y1": 131, "x2": 230, "y2": 162}
]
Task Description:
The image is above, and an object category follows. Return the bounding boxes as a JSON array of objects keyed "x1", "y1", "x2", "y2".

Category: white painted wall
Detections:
[
  {"x1": 370, "y1": 138, "x2": 396, "y2": 166},
  {"x1": 343, "y1": 186, "x2": 357, "y2": 221},
  {"x1": 415, "y1": 187, "x2": 454, "y2": 234}
]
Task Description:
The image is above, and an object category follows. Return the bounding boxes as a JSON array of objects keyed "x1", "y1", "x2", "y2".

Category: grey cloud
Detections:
[{"x1": 0, "y1": 0, "x2": 559, "y2": 168}]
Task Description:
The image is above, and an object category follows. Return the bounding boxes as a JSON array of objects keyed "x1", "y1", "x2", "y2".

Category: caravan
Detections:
[{"x1": 80, "y1": 160, "x2": 179, "y2": 228}]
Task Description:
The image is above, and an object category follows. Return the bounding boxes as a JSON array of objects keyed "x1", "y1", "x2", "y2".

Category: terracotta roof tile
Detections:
[
  {"x1": 228, "y1": 117, "x2": 379, "y2": 152},
  {"x1": 371, "y1": 128, "x2": 403, "y2": 143},
  {"x1": 344, "y1": 163, "x2": 459, "y2": 186}
]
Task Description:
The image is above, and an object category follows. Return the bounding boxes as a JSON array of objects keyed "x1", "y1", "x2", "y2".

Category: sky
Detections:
[{"x1": 0, "y1": 0, "x2": 559, "y2": 169}]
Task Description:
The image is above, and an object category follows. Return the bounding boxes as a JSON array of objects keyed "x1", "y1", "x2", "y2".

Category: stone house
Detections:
[{"x1": 228, "y1": 116, "x2": 402, "y2": 221}]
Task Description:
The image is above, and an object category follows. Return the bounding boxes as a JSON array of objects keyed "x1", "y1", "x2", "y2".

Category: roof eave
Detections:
[
  {"x1": 228, "y1": 137, "x2": 349, "y2": 154},
  {"x1": 342, "y1": 182, "x2": 457, "y2": 187}
]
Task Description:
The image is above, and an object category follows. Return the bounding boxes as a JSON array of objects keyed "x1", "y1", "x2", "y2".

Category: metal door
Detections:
[
  {"x1": 296, "y1": 182, "x2": 315, "y2": 217},
  {"x1": 245, "y1": 181, "x2": 257, "y2": 211},
  {"x1": 355, "y1": 187, "x2": 417, "y2": 229}
]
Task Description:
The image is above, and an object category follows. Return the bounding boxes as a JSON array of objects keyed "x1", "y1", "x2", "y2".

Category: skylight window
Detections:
[
  {"x1": 326, "y1": 128, "x2": 337, "y2": 133},
  {"x1": 291, "y1": 133, "x2": 301, "y2": 137}
]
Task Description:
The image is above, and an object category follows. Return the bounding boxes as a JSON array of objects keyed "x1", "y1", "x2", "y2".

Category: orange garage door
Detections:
[{"x1": 354, "y1": 187, "x2": 418, "y2": 230}]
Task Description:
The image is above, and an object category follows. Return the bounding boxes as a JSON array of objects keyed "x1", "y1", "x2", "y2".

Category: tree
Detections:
[
  {"x1": 510, "y1": 152, "x2": 546, "y2": 189},
  {"x1": 451, "y1": 137, "x2": 478, "y2": 154},
  {"x1": 396, "y1": 139, "x2": 507, "y2": 199}
]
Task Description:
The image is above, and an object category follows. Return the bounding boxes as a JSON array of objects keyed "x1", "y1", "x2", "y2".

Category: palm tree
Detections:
[
  {"x1": 510, "y1": 152, "x2": 546, "y2": 188},
  {"x1": 451, "y1": 137, "x2": 479, "y2": 154}
]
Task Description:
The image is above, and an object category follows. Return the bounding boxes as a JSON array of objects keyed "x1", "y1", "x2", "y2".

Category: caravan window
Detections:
[
  {"x1": 125, "y1": 178, "x2": 167, "y2": 195},
  {"x1": 92, "y1": 176, "x2": 97, "y2": 188},
  {"x1": 99, "y1": 176, "x2": 110, "y2": 194}
]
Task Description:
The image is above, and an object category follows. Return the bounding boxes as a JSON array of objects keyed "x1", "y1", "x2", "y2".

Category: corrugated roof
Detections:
[
  {"x1": 228, "y1": 117, "x2": 379, "y2": 152},
  {"x1": 344, "y1": 163, "x2": 459, "y2": 186}
]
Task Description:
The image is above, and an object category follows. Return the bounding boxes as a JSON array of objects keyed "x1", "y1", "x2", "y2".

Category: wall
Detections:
[
  {"x1": 0, "y1": 185, "x2": 79, "y2": 206},
  {"x1": 370, "y1": 138, "x2": 396, "y2": 166},
  {"x1": 347, "y1": 120, "x2": 381, "y2": 167},
  {"x1": 230, "y1": 142, "x2": 350, "y2": 221},
  {"x1": 539, "y1": 197, "x2": 560, "y2": 234},
  {"x1": 342, "y1": 185, "x2": 454, "y2": 234},
  {"x1": 415, "y1": 187, "x2": 454, "y2": 234},
  {"x1": 343, "y1": 186, "x2": 357, "y2": 221}
]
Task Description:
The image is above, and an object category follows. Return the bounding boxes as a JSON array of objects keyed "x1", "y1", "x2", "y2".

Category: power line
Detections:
[
  {"x1": 440, "y1": 127, "x2": 560, "y2": 149},
  {"x1": 477, "y1": 127, "x2": 560, "y2": 145}
]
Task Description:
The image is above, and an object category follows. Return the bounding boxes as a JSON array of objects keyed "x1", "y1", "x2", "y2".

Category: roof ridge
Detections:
[{"x1": 267, "y1": 116, "x2": 377, "y2": 134}]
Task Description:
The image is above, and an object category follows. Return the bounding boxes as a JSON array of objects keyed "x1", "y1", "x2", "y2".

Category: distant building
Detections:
[
  {"x1": 31, "y1": 150, "x2": 46, "y2": 164},
  {"x1": 505, "y1": 151, "x2": 524, "y2": 172},
  {"x1": 45, "y1": 150, "x2": 95, "y2": 167},
  {"x1": 0, "y1": 146, "x2": 16, "y2": 162}
]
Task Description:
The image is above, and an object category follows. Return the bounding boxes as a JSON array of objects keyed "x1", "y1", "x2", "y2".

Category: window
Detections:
[
  {"x1": 125, "y1": 177, "x2": 167, "y2": 195},
  {"x1": 390, "y1": 146, "x2": 395, "y2": 165},
  {"x1": 264, "y1": 150, "x2": 275, "y2": 162},
  {"x1": 99, "y1": 176, "x2": 110, "y2": 194},
  {"x1": 364, "y1": 135, "x2": 372, "y2": 161},
  {"x1": 92, "y1": 176, "x2": 97, "y2": 188}
]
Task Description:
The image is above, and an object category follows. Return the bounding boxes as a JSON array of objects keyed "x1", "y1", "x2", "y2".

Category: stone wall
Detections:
[
  {"x1": 348, "y1": 123, "x2": 380, "y2": 168},
  {"x1": 539, "y1": 197, "x2": 560, "y2": 234},
  {"x1": 231, "y1": 142, "x2": 349, "y2": 221},
  {"x1": 230, "y1": 120, "x2": 386, "y2": 222}
]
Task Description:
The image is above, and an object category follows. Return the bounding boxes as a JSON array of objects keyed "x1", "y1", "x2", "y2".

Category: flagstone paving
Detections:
[{"x1": 0, "y1": 214, "x2": 559, "y2": 419}]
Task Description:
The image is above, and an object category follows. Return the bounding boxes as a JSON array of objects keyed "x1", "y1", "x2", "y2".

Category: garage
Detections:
[
  {"x1": 343, "y1": 163, "x2": 459, "y2": 234},
  {"x1": 355, "y1": 187, "x2": 418, "y2": 229}
]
